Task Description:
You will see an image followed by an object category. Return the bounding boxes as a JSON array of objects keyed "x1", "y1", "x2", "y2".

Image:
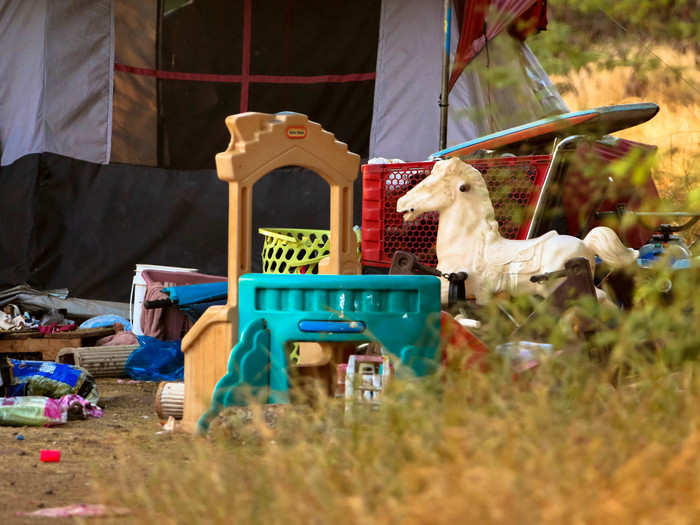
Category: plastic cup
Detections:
[{"x1": 40, "y1": 449, "x2": 61, "y2": 462}]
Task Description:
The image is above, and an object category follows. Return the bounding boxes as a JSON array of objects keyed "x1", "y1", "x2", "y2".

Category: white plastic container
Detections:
[{"x1": 129, "y1": 264, "x2": 198, "y2": 335}]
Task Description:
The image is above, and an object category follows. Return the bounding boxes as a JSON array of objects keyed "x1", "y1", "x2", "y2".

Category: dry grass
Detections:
[
  {"x1": 97, "y1": 269, "x2": 700, "y2": 524},
  {"x1": 93, "y1": 46, "x2": 700, "y2": 525},
  {"x1": 553, "y1": 46, "x2": 700, "y2": 204}
]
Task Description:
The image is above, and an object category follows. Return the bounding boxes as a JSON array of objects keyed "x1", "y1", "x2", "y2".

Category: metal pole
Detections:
[{"x1": 439, "y1": 0, "x2": 451, "y2": 151}]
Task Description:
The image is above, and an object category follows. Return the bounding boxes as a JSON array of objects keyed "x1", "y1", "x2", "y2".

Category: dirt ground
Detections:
[{"x1": 0, "y1": 379, "x2": 189, "y2": 524}]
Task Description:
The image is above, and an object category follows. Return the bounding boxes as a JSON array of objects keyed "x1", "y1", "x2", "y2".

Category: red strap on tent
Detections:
[
  {"x1": 448, "y1": 0, "x2": 540, "y2": 93},
  {"x1": 114, "y1": 64, "x2": 375, "y2": 85},
  {"x1": 114, "y1": 64, "x2": 242, "y2": 83}
]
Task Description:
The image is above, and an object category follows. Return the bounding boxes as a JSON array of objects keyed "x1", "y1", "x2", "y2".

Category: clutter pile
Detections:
[
  {"x1": 3, "y1": 106, "x2": 690, "y2": 436},
  {"x1": 0, "y1": 276, "x2": 197, "y2": 428},
  {"x1": 0, "y1": 356, "x2": 101, "y2": 426}
]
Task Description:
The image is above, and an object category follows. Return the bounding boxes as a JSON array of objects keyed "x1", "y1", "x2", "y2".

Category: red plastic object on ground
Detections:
[
  {"x1": 362, "y1": 156, "x2": 550, "y2": 267},
  {"x1": 440, "y1": 312, "x2": 489, "y2": 371},
  {"x1": 40, "y1": 449, "x2": 61, "y2": 462}
]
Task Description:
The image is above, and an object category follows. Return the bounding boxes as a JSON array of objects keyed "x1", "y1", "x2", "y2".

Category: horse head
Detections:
[{"x1": 396, "y1": 157, "x2": 492, "y2": 223}]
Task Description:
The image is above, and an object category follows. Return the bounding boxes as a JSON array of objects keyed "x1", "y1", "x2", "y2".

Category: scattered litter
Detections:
[
  {"x1": 3, "y1": 357, "x2": 99, "y2": 403},
  {"x1": 0, "y1": 305, "x2": 27, "y2": 331},
  {"x1": 496, "y1": 341, "x2": 555, "y2": 373},
  {"x1": 156, "y1": 416, "x2": 176, "y2": 434},
  {"x1": 40, "y1": 449, "x2": 61, "y2": 462},
  {"x1": 16, "y1": 504, "x2": 130, "y2": 519},
  {"x1": 16, "y1": 434, "x2": 24, "y2": 440},
  {"x1": 454, "y1": 315, "x2": 482, "y2": 329},
  {"x1": 0, "y1": 395, "x2": 103, "y2": 426},
  {"x1": 116, "y1": 379, "x2": 143, "y2": 384}
]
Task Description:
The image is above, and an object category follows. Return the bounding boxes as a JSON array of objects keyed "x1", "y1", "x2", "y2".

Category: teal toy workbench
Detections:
[{"x1": 198, "y1": 274, "x2": 441, "y2": 431}]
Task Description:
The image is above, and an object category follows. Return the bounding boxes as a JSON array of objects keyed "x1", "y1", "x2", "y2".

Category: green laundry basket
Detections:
[
  {"x1": 259, "y1": 227, "x2": 362, "y2": 275},
  {"x1": 259, "y1": 228, "x2": 331, "y2": 274}
]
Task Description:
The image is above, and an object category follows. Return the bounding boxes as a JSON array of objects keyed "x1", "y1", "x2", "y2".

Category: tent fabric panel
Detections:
[
  {"x1": 0, "y1": 155, "x2": 40, "y2": 287},
  {"x1": 0, "y1": 0, "x2": 114, "y2": 167},
  {"x1": 32, "y1": 154, "x2": 229, "y2": 301},
  {"x1": 370, "y1": 0, "x2": 485, "y2": 161},
  {"x1": 247, "y1": 82, "x2": 376, "y2": 159},
  {"x1": 0, "y1": 1, "x2": 47, "y2": 166},
  {"x1": 157, "y1": 0, "x2": 377, "y2": 169},
  {"x1": 0, "y1": 154, "x2": 364, "y2": 302},
  {"x1": 0, "y1": 153, "x2": 229, "y2": 301},
  {"x1": 249, "y1": 0, "x2": 380, "y2": 77},
  {"x1": 160, "y1": 2, "x2": 244, "y2": 76},
  {"x1": 159, "y1": 79, "x2": 242, "y2": 169},
  {"x1": 43, "y1": 0, "x2": 113, "y2": 164},
  {"x1": 370, "y1": 0, "x2": 567, "y2": 161},
  {"x1": 111, "y1": 0, "x2": 157, "y2": 166}
]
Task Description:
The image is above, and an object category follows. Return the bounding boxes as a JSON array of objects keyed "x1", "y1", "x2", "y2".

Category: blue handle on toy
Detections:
[{"x1": 298, "y1": 320, "x2": 366, "y2": 333}]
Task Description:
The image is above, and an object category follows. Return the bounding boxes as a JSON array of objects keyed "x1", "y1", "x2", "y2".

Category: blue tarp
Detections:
[{"x1": 125, "y1": 336, "x2": 184, "y2": 381}]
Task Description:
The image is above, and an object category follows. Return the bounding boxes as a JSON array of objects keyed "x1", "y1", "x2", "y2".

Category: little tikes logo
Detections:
[{"x1": 286, "y1": 126, "x2": 307, "y2": 139}]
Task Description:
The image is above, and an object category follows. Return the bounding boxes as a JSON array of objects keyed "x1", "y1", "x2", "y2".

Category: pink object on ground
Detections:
[
  {"x1": 96, "y1": 329, "x2": 139, "y2": 346},
  {"x1": 16, "y1": 504, "x2": 130, "y2": 518},
  {"x1": 39, "y1": 449, "x2": 61, "y2": 462},
  {"x1": 140, "y1": 270, "x2": 226, "y2": 340}
]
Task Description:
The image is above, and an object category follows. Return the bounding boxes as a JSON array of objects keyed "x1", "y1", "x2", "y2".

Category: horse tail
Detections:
[{"x1": 582, "y1": 226, "x2": 638, "y2": 267}]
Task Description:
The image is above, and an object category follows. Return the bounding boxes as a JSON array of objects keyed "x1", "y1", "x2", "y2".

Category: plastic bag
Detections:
[
  {"x1": 79, "y1": 314, "x2": 132, "y2": 331},
  {"x1": 125, "y1": 336, "x2": 183, "y2": 381},
  {"x1": 6, "y1": 359, "x2": 98, "y2": 403},
  {"x1": 0, "y1": 395, "x2": 102, "y2": 426}
]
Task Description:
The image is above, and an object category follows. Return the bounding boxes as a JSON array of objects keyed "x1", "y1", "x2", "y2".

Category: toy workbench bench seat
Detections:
[{"x1": 198, "y1": 273, "x2": 441, "y2": 432}]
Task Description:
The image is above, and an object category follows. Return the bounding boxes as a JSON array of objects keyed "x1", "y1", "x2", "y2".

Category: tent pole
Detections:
[{"x1": 439, "y1": 0, "x2": 451, "y2": 151}]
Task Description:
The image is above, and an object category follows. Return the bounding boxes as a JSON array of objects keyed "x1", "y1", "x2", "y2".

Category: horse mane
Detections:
[{"x1": 458, "y1": 161, "x2": 501, "y2": 240}]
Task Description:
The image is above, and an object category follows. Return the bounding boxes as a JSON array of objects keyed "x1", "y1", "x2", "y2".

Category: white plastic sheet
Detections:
[{"x1": 370, "y1": 0, "x2": 568, "y2": 161}]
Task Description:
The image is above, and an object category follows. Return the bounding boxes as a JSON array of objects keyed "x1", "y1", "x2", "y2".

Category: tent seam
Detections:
[
  {"x1": 368, "y1": 0, "x2": 388, "y2": 159},
  {"x1": 106, "y1": 0, "x2": 115, "y2": 164}
]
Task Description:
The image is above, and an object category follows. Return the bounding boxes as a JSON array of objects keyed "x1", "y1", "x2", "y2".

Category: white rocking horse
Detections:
[{"x1": 396, "y1": 157, "x2": 638, "y2": 304}]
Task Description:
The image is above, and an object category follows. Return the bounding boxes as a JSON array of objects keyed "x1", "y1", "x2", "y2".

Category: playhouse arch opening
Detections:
[{"x1": 252, "y1": 165, "x2": 330, "y2": 274}]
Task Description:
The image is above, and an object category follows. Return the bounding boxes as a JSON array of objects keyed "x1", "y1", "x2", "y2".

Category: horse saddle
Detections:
[{"x1": 485, "y1": 231, "x2": 558, "y2": 269}]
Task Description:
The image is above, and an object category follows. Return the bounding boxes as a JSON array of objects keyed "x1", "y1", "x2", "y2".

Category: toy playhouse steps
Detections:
[
  {"x1": 197, "y1": 273, "x2": 442, "y2": 433},
  {"x1": 56, "y1": 345, "x2": 138, "y2": 378},
  {"x1": 182, "y1": 112, "x2": 362, "y2": 433}
]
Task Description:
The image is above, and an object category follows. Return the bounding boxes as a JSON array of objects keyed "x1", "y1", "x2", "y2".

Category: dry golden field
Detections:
[{"x1": 554, "y1": 46, "x2": 700, "y2": 204}]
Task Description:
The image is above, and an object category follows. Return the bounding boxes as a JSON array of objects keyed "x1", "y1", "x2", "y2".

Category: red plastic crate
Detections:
[{"x1": 361, "y1": 156, "x2": 551, "y2": 268}]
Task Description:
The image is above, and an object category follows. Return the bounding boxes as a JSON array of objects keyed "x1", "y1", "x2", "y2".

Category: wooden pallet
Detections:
[{"x1": 0, "y1": 327, "x2": 115, "y2": 361}]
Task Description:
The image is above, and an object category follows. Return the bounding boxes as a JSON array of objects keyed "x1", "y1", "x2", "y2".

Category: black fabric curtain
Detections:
[
  {"x1": 159, "y1": 0, "x2": 380, "y2": 169},
  {"x1": 0, "y1": 154, "x2": 363, "y2": 302}
]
